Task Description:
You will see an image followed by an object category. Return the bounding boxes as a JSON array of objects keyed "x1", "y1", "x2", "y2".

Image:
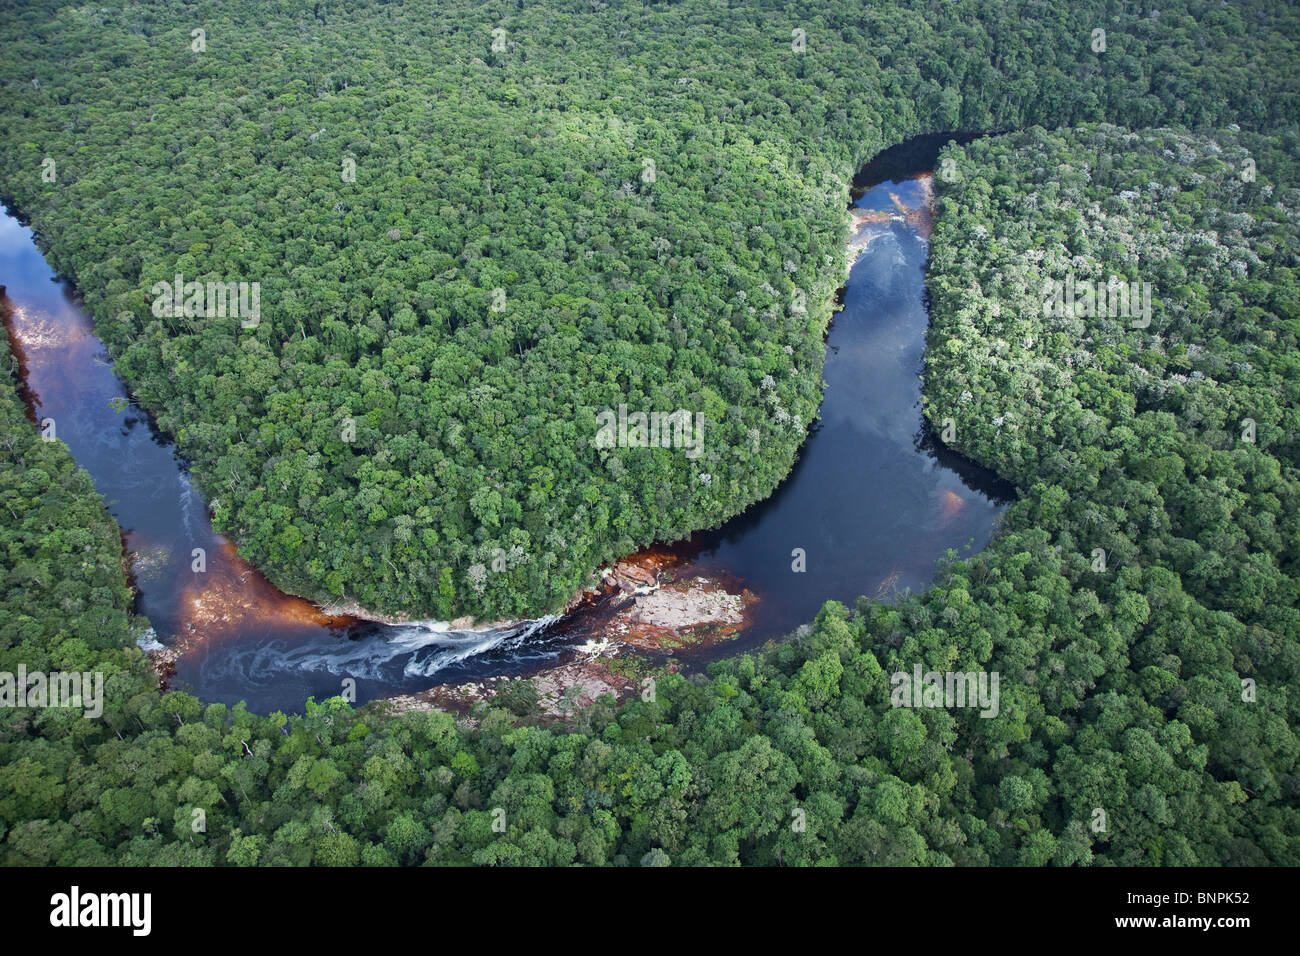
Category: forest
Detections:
[
  {"x1": 1, "y1": 0, "x2": 1297, "y2": 619},
  {"x1": 0, "y1": 0, "x2": 1297, "y2": 865}
]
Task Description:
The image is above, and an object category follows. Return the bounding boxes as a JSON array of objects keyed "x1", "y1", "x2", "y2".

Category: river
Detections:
[{"x1": 0, "y1": 140, "x2": 1013, "y2": 713}]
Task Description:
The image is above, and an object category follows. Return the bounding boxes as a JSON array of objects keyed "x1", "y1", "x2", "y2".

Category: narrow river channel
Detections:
[{"x1": 1, "y1": 140, "x2": 1014, "y2": 713}]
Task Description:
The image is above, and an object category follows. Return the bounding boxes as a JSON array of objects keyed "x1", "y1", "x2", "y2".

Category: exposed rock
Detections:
[
  {"x1": 604, "y1": 558, "x2": 659, "y2": 593},
  {"x1": 358, "y1": 549, "x2": 753, "y2": 713},
  {"x1": 602, "y1": 575, "x2": 756, "y2": 653},
  {"x1": 529, "y1": 659, "x2": 636, "y2": 718},
  {"x1": 628, "y1": 585, "x2": 744, "y2": 629},
  {"x1": 315, "y1": 599, "x2": 412, "y2": 625},
  {"x1": 314, "y1": 600, "x2": 517, "y2": 633},
  {"x1": 373, "y1": 649, "x2": 641, "y2": 725}
]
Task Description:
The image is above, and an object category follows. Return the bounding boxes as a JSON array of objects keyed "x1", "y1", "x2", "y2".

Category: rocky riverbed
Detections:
[{"x1": 368, "y1": 552, "x2": 756, "y2": 723}]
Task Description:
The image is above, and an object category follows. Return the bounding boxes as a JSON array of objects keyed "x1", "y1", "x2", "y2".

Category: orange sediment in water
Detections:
[
  {"x1": 939, "y1": 488, "x2": 966, "y2": 521},
  {"x1": 176, "y1": 540, "x2": 355, "y2": 651}
]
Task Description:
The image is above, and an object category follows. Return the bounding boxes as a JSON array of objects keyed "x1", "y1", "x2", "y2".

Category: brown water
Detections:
[{"x1": 0, "y1": 142, "x2": 1012, "y2": 713}]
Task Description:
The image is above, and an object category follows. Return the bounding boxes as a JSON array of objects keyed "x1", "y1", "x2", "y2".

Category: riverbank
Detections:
[
  {"x1": 3, "y1": 135, "x2": 1012, "y2": 715},
  {"x1": 369, "y1": 549, "x2": 756, "y2": 725},
  {"x1": 149, "y1": 162, "x2": 952, "y2": 718},
  {"x1": 346, "y1": 174, "x2": 944, "y2": 723}
]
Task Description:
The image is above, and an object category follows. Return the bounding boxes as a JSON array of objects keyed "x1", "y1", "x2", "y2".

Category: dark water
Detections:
[
  {"x1": 0, "y1": 214, "x2": 582, "y2": 712},
  {"x1": 665, "y1": 172, "x2": 1013, "y2": 654},
  {"x1": 0, "y1": 151, "x2": 1012, "y2": 714}
]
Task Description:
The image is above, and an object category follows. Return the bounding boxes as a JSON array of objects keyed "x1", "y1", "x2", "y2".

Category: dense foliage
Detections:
[
  {"x1": 1, "y1": 0, "x2": 1297, "y2": 618},
  {"x1": 4, "y1": 128, "x2": 1298, "y2": 867},
  {"x1": 1, "y1": 2, "x2": 1298, "y2": 866},
  {"x1": 0, "y1": 328, "x2": 159, "y2": 855},
  {"x1": 0, "y1": 339, "x2": 142, "y2": 680}
]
